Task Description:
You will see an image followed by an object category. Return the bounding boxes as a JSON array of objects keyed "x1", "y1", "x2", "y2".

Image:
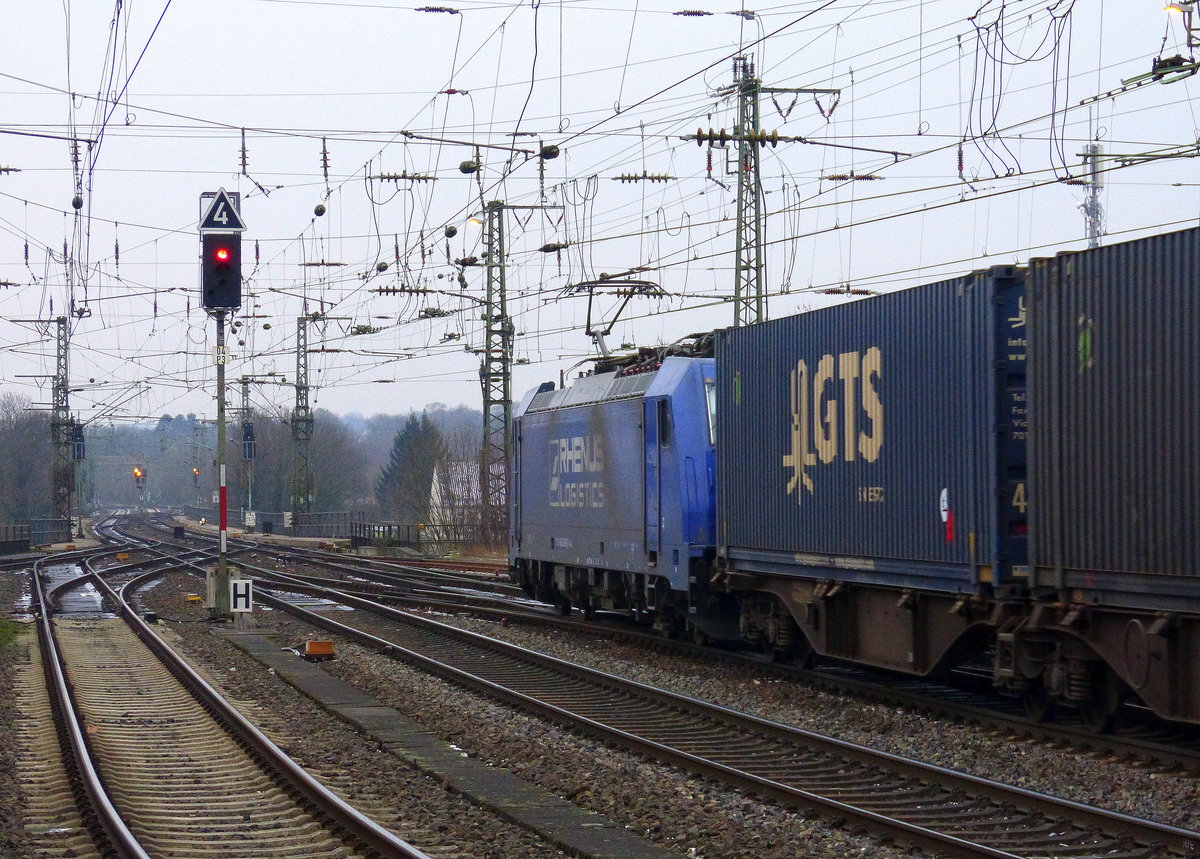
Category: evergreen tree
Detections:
[{"x1": 375, "y1": 413, "x2": 446, "y2": 523}]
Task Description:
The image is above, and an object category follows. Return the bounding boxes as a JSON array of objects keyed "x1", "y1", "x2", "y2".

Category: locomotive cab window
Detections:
[{"x1": 658, "y1": 398, "x2": 672, "y2": 445}]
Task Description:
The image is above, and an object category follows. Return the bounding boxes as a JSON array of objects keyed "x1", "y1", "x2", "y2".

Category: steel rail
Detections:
[
  {"x1": 247, "y1": 580, "x2": 1200, "y2": 859},
  {"x1": 30, "y1": 557, "x2": 152, "y2": 859},
  {"x1": 131, "y1": 517, "x2": 1200, "y2": 774},
  {"x1": 81, "y1": 551, "x2": 433, "y2": 859}
]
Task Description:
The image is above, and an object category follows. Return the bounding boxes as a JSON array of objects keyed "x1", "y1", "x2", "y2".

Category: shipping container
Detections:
[
  {"x1": 716, "y1": 266, "x2": 1027, "y2": 596},
  {"x1": 1029, "y1": 227, "x2": 1200, "y2": 612}
]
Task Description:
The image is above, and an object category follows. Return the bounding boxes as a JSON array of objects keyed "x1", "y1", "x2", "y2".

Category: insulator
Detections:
[
  {"x1": 459, "y1": 160, "x2": 479, "y2": 174},
  {"x1": 539, "y1": 242, "x2": 568, "y2": 253},
  {"x1": 456, "y1": 256, "x2": 479, "y2": 267},
  {"x1": 614, "y1": 172, "x2": 674, "y2": 183},
  {"x1": 693, "y1": 127, "x2": 730, "y2": 146},
  {"x1": 376, "y1": 171, "x2": 436, "y2": 183},
  {"x1": 416, "y1": 5, "x2": 459, "y2": 12},
  {"x1": 540, "y1": 144, "x2": 560, "y2": 160},
  {"x1": 674, "y1": 9, "x2": 712, "y2": 15}
]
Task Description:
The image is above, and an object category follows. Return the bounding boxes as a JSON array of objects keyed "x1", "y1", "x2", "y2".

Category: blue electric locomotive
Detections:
[{"x1": 510, "y1": 348, "x2": 736, "y2": 639}]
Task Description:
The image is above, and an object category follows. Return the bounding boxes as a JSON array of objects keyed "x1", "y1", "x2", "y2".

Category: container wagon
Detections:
[
  {"x1": 1024, "y1": 227, "x2": 1200, "y2": 725},
  {"x1": 713, "y1": 266, "x2": 1029, "y2": 679}
]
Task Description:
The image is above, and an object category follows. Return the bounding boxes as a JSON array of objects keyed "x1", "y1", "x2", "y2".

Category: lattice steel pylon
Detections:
[
  {"x1": 1082, "y1": 142, "x2": 1104, "y2": 249},
  {"x1": 50, "y1": 317, "x2": 73, "y2": 522},
  {"x1": 733, "y1": 56, "x2": 766, "y2": 328},
  {"x1": 479, "y1": 200, "x2": 513, "y2": 546},
  {"x1": 724, "y1": 56, "x2": 840, "y2": 327},
  {"x1": 290, "y1": 315, "x2": 315, "y2": 520}
]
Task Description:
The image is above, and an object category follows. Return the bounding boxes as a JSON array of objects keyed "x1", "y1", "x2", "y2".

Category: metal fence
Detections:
[
  {"x1": 27, "y1": 519, "x2": 70, "y2": 546},
  {"x1": 349, "y1": 521, "x2": 423, "y2": 551},
  {"x1": 242, "y1": 510, "x2": 362, "y2": 538},
  {"x1": 0, "y1": 524, "x2": 31, "y2": 554}
]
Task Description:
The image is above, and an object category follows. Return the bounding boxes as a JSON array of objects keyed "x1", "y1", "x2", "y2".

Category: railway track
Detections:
[
  {"x1": 137, "y1": 517, "x2": 1200, "y2": 775},
  {"x1": 85, "y1": 516, "x2": 1200, "y2": 855},
  {"x1": 234, "y1": 578, "x2": 1200, "y2": 858},
  {"x1": 28, "y1": 543, "x2": 431, "y2": 859}
]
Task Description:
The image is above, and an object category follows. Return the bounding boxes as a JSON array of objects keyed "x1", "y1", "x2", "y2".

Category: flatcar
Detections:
[{"x1": 510, "y1": 226, "x2": 1200, "y2": 730}]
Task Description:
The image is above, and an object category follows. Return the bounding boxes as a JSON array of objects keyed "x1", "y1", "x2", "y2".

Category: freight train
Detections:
[{"x1": 509, "y1": 226, "x2": 1200, "y2": 731}]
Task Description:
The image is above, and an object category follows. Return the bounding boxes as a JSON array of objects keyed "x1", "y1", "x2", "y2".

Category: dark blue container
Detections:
[
  {"x1": 716, "y1": 267, "x2": 1027, "y2": 595},
  {"x1": 1029, "y1": 227, "x2": 1200, "y2": 609}
]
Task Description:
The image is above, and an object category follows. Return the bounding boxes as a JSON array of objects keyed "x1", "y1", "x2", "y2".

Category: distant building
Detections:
[{"x1": 427, "y1": 459, "x2": 480, "y2": 544}]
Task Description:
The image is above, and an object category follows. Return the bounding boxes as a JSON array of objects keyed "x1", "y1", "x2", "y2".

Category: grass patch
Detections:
[{"x1": 0, "y1": 618, "x2": 21, "y2": 651}]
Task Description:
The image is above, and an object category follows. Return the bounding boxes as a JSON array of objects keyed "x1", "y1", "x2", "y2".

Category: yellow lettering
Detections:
[
  {"x1": 859, "y1": 346, "x2": 883, "y2": 462},
  {"x1": 1011, "y1": 482, "x2": 1027, "y2": 514},
  {"x1": 813, "y1": 354, "x2": 837, "y2": 464},
  {"x1": 783, "y1": 360, "x2": 815, "y2": 500},
  {"x1": 839, "y1": 351, "x2": 860, "y2": 462}
]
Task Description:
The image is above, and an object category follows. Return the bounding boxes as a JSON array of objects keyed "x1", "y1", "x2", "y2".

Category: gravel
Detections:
[
  {"x1": 0, "y1": 569, "x2": 32, "y2": 857},
  {"x1": 424, "y1": 609, "x2": 1200, "y2": 832},
  {"x1": 296, "y1": 617, "x2": 908, "y2": 859},
  {"x1": 135, "y1": 571, "x2": 916, "y2": 858},
  {"x1": 132, "y1": 572, "x2": 570, "y2": 858},
  {"x1": 11, "y1": 555, "x2": 1199, "y2": 858}
]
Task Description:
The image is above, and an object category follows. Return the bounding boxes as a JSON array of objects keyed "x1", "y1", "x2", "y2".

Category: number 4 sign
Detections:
[{"x1": 199, "y1": 189, "x2": 246, "y2": 232}]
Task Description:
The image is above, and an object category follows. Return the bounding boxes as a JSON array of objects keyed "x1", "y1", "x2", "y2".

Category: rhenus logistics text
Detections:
[{"x1": 549, "y1": 435, "x2": 605, "y2": 508}]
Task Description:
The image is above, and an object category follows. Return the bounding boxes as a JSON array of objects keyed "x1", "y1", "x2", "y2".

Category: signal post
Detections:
[{"x1": 199, "y1": 189, "x2": 245, "y2": 619}]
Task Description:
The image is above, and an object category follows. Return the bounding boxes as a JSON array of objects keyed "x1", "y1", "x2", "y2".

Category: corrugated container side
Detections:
[
  {"x1": 1030, "y1": 227, "x2": 1200, "y2": 581},
  {"x1": 717, "y1": 271, "x2": 1018, "y2": 593}
]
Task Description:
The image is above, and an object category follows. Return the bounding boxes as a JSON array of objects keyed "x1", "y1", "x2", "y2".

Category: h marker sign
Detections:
[{"x1": 230, "y1": 579, "x2": 253, "y2": 613}]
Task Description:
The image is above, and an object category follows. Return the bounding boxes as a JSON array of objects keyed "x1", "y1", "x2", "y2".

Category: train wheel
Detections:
[
  {"x1": 789, "y1": 637, "x2": 815, "y2": 670},
  {"x1": 1076, "y1": 671, "x2": 1122, "y2": 733},
  {"x1": 1022, "y1": 684, "x2": 1056, "y2": 723},
  {"x1": 759, "y1": 637, "x2": 781, "y2": 663}
]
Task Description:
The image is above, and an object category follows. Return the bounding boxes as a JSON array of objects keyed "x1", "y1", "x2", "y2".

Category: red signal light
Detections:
[{"x1": 215, "y1": 247, "x2": 230, "y2": 262}]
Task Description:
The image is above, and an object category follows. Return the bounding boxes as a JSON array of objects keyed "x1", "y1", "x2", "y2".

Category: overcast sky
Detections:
[{"x1": 2, "y1": 0, "x2": 1196, "y2": 425}]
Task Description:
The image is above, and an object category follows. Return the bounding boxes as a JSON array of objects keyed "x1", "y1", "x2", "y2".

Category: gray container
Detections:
[
  {"x1": 716, "y1": 267, "x2": 1027, "y2": 595},
  {"x1": 1029, "y1": 227, "x2": 1200, "y2": 605}
]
